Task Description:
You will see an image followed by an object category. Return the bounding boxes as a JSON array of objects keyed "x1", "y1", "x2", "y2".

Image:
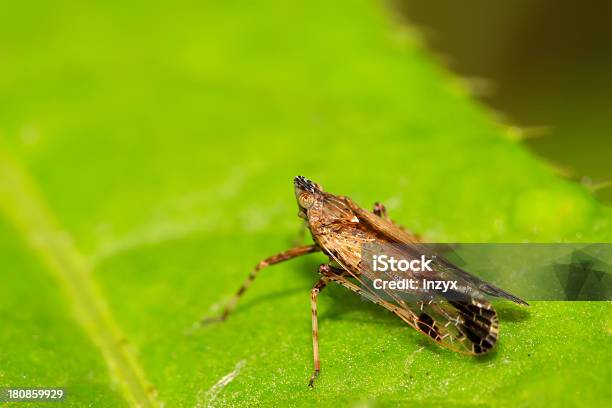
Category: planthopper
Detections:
[{"x1": 203, "y1": 176, "x2": 528, "y2": 387}]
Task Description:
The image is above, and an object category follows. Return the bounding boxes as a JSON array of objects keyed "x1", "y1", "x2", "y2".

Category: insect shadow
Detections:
[
  {"x1": 495, "y1": 302, "x2": 531, "y2": 321},
  {"x1": 218, "y1": 255, "x2": 325, "y2": 319},
  {"x1": 225, "y1": 286, "x2": 306, "y2": 318}
]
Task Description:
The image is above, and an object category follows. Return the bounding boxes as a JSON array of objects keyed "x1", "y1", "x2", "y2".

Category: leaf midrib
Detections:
[{"x1": 0, "y1": 145, "x2": 159, "y2": 408}]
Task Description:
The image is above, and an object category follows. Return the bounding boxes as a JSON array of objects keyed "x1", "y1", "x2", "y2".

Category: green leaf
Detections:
[{"x1": 0, "y1": 0, "x2": 610, "y2": 407}]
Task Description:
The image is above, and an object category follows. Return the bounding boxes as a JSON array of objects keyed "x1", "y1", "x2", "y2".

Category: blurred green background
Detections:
[{"x1": 0, "y1": 1, "x2": 610, "y2": 407}]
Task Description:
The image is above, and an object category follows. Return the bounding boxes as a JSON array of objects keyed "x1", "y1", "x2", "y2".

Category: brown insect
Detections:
[{"x1": 204, "y1": 176, "x2": 528, "y2": 386}]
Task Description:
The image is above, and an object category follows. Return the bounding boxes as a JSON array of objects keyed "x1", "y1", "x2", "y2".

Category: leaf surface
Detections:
[{"x1": 0, "y1": 0, "x2": 610, "y2": 406}]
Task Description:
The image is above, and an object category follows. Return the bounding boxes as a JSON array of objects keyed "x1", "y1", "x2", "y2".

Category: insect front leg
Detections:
[
  {"x1": 202, "y1": 244, "x2": 319, "y2": 325},
  {"x1": 308, "y1": 276, "x2": 329, "y2": 388}
]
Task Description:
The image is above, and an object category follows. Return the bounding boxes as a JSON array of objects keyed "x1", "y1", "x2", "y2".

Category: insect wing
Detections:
[{"x1": 359, "y1": 241, "x2": 502, "y2": 354}]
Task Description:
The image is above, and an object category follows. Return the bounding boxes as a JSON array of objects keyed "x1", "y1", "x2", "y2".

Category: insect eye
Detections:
[{"x1": 299, "y1": 192, "x2": 315, "y2": 209}]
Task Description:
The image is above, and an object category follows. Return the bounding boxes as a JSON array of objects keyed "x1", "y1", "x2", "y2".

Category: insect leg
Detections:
[
  {"x1": 308, "y1": 277, "x2": 329, "y2": 387},
  {"x1": 372, "y1": 202, "x2": 388, "y2": 219},
  {"x1": 202, "y1": 244, "x2": 320, "y2": 325},
  {"x1": 372, "y1": 201, "x2": 421, "y2": 240}
]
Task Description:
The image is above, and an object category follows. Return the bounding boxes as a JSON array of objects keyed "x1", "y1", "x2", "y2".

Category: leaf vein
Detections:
[{"x1": 0, "y1": 146, "x2": 161, "y2": 408}]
